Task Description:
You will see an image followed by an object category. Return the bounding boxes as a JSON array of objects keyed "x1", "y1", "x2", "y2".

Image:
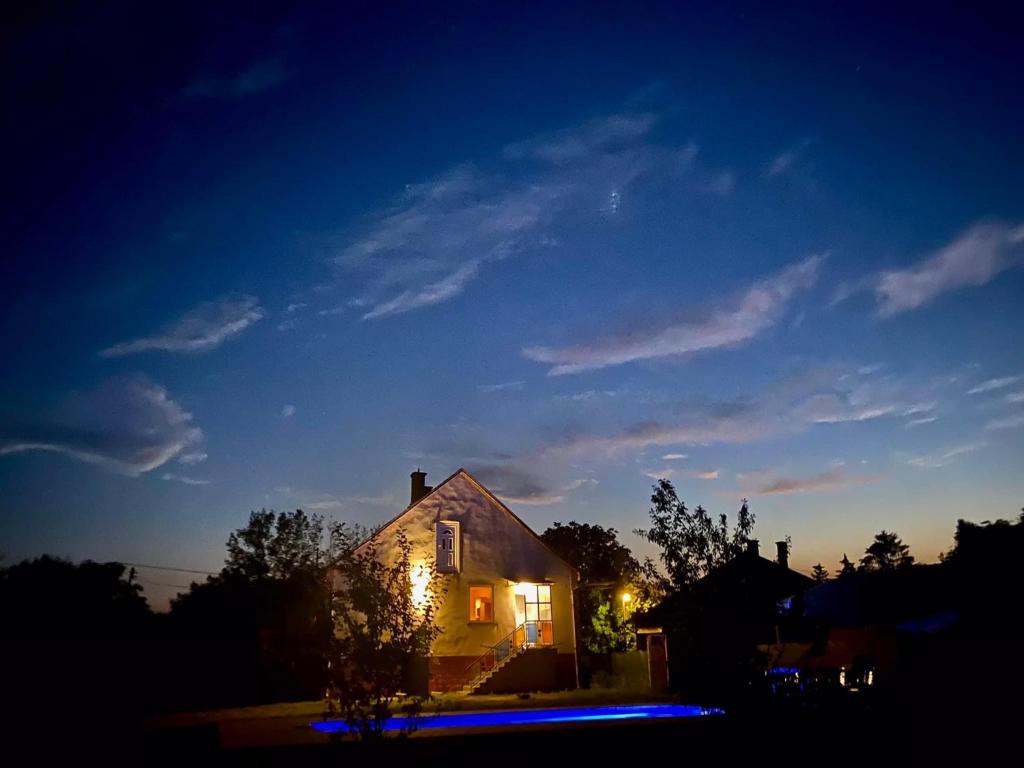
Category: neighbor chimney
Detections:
[
  {"x1": 410, "y1": 470, "x2": 432, "y2": 505},
  {"x1": 776, "y1": 541, "x2": 789, "y2": 570},
  {"x1": 746, "y1": 539, "x2": 759, "y2": 557}
]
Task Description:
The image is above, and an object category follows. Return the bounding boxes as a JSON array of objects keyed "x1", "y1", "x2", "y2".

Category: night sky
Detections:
[{"x1": 3, "y1": 2, "x2": 1022, "y2": 607}]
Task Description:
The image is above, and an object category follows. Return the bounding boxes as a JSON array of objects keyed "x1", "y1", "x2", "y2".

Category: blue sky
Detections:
[{"x1": 2, "y1": 2, "x2": 1022, "y2": 606}]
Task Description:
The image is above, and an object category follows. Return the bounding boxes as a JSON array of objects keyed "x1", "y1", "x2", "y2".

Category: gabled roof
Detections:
[{"x1": 354, "y1": 467, "x2": 579, "y2": 580}]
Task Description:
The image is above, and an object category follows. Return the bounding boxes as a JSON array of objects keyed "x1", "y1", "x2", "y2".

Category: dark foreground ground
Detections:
[{"x1": 22, "y1": 700, "x2": 1009, "y2": 766}]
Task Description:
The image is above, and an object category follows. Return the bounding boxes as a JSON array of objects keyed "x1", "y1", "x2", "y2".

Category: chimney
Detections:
[
  {"x1": 746, "y1": 539, "x2": 759, "y2": 557},
  {"x1": 410, "y1": 470, "x2": 432, "y2": 505},
  {"x1": 776, "y1": 541, "x2": 789, "y2": 570}
]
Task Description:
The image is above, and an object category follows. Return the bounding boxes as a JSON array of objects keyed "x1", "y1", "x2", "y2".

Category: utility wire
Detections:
[
  {"x1": 119, "y1": 561, "x2": 218, "y2": 576},
  {"x1": 136, "y1": 576, "x2": 193, "y2": 589}
]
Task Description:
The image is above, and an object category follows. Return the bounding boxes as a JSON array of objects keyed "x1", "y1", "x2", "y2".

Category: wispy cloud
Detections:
[
  {"x1": 469, "y1": 464, "x2": 596, "y2": 506},
  {"x1": 555, "y1": 389, "x2": 619, "y2": 402},
  {"x1": 502, "y1": 113, "x2": 657, "y2": 163},
  {"x1": 1006, "y1": 391, "x2": 1024, "y2": 404},
  {"x1": 0, "y1": 377, "x2": 203, "y2": 476},
  {"x1": 362, "y1": 259, "x2": 483, "y2": 319},
  {"x1": 739, "y1": 468, "x2": 877, "y2": 496},
  {"x1": 316, "y1": 305, "x2": 347, "y2": 317},
  {"x1": 478, "y1": 381, "x2": 525, "y2": 393},
  {"x1": 332, "y1": 111, "x2": 706, "y2": 320},
  {"x1": 836, "y1": 221, "x2": 1024, "y2": 316},
  {"x1": 524, "y1": 255, "x2": 823, "y2": 375},
  {"x1": 766, "y1": 139, "x2": 811, "y2": 177},
  {"x1": 905, "y1": 415, "x2": 938, "y2": 428},
  {"x1": 905, "y1": 441, "x2": 987, "y2": 468},
  {"x1": 703, "y1": 169, "x2": 735, "y2": 195},
  {"x1": 661, "y1": 453, "x2": 688, "y2": 460},
  {"x1": 179, "y1": 56, "x2": 289, "y2": 100},
  {"x1": 281, "y1": 404, "x2": 296, "y2": 418},
  {"x1": 643, "y1": 467, "x2": 718, "y2": 481},
  {"x1": 299, "y1": 490, "x2": 398, "y2": 511},
  {"x1": 337, "y1": 163, "x2": 566, "y2": 320},
  {"x1": 541, "y1": 365, "x2": 937, "y2": 459},
  {"x1": 100, "y1": 296, "x2": 264, "y2": 357},
  {"x1": 161, "y1": 472, "x2": 210, "y2": 486},
  {"x1": 177, "y1": 451, "x2": 208, "y2": 465},
  {"x1": 986, "y1": 413, "x2": 1024, "y2": 431},
  {"x1": 968, "y1": 375, "x2": 1022, "y2": 395}
]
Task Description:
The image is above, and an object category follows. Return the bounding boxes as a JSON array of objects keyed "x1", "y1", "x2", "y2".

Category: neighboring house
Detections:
[
  {"x1": 759, "y1": 564, "x2": 958, "y2": 692},
  {"x1": 354, "y1": 468, "x2": 579, "y2": 695},
  {"x1": 633, "y1": 540, "x2": 815, "y2": 692}
]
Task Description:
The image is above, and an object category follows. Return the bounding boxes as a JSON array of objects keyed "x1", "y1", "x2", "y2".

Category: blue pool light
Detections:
[{"x1": 311, "y1": 703, "x2": 724, "y2": 734}]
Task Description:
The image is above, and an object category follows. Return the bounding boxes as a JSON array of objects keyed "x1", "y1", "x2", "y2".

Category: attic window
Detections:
[{"x1": 436, "y1": 520, "x2": 460, "y2": 573}]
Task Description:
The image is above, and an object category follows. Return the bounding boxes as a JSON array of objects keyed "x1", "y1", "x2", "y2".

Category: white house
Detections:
[{"x1": 355, "y1": 468, "x2": 579, "y2": 694}]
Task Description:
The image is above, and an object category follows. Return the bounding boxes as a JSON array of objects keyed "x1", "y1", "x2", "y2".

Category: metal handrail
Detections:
[{"x1": 460, "y1": 622, "x2": 527, "y2": 686}]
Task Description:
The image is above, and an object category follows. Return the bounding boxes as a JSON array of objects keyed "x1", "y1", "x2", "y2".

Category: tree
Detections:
[
  {"x1": 327, "y1": 526, "x2": 447, "y2": 740},
  {"x1": 540, "y1": 521, "x2": 640, "y2": 584},
  {"x1": 165, "y1": 509, "x2": 333, "y2": 709},
  {"x1": 0, "y1": 557, "x2": 153, "y2": 731},
  {"x1": 859, "y1": 530, "x2": 914, "y2": 572},
  {"x1": 226, "y1": 508, "x2": 324, "y2": 580},
  {"x1": 634, "y1": 479, "x2": 755, "y2": 589},
  {"x1": 541, "y1": 521, "x2": 656, "y2": 652},
  {"x1": 838, "y1": 553, "x2": 856, "y2": 577},
  {"x1": 811, "y1": 563, "x2": 830, "y2": 583}
]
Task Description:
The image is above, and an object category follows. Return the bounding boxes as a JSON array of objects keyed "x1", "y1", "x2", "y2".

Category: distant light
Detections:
[{"x1": 621, "y1": 592, "x2": 632, "y2": 604}]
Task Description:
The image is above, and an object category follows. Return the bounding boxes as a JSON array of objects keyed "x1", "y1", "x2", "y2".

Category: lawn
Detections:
[{"x1": 149, "y1": 686, "x2": 678, "y2": 732}]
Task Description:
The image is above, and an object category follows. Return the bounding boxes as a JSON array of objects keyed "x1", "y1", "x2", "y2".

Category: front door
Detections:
[{"x1": 514, "y1": 583, "x2": 553, "y2": 646}]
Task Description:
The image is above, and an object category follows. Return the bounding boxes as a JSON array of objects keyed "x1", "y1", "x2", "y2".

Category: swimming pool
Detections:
[{"x1": 311, "y1": 703, "x2": 724, "y2": 734}]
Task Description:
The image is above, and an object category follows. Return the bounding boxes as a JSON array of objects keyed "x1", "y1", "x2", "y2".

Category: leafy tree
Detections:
[
  {"x1": 226, "y1": 508, "x2": 324, "y2": 580},
  {"x1": 541, "y1": 521, "x2": 658, "y2": 653},
  {"x1": 837, "y1": 553, "x2": 856, "y2": 577},
  {"x1": 634, "y1": 479, "x2": 755, "y2": 588},
  {"x1": 541, "y1": 521, "x2": 640, "y2": 583},
  {"x1": 327, "y1": 527, "x2": 447, "y2": 740},
  {"x1": 811, "y1": 562, "x2": 830, "y2": 583},
  {"x1": 165, "y1": 509, "x2": 333, "y2": 709},
  {"x1": 941, "y1": 510, "x2": 1024, "y2": 565},
  {"x1": 859, "y1": 530, "x2": 914, "y2": 572}
]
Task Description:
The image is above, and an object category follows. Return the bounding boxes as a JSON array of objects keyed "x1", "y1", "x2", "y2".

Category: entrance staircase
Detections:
[{"x1": 459, "y1": 623, "x2": 529, "y2": 694}]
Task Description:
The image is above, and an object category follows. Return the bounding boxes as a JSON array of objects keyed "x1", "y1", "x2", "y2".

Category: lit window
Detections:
[
  {"x1": 469, "y1": 585, "x2": 493, "y2": 622},
  {"x1": 513, "y1": 582, "x2": 554, "y2": 646}
]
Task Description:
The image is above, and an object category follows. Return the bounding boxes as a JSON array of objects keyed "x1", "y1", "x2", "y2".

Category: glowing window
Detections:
[
  {"x1": 469, "y1": 585, "x2": 493, "y2": 622},
  {"x1": 514, "y1": 582, "x2": 554, "y2": 646}
]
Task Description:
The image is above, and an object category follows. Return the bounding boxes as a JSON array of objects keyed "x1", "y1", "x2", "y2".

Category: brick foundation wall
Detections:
[
  {"x1": 429, "y1": 652, "x2": 578, "y2": 694},
  {"x1": 429, "y1": 655, "x2": 479, "y2": 693}
]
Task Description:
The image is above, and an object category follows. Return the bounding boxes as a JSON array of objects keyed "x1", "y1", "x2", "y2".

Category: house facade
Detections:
[{"x1": 354, "y1": 468, "x2": 579, "y2": 694}]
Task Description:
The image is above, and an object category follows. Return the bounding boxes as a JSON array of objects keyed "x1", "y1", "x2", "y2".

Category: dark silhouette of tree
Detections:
[
  {"x1": 811, "y1": 562, "x2": 830, "y2": 583},
  {"x1": 634, "y1": 479, "x2": 755, "y2": 588},
  {"x1": 328, "y1": 526, "x2": 446, "y2": 740},
  {"x1": 838, "y1": 553, "x2": 856, "y2": 577},
  {"x1": 0, "y1": 557, "x2": 153, "y2": 732},
  {"x1": 226, "y1": 508, "x2": 324, "y2": 580},
  {"x1": 164, "y1": 509, "x2": 333, "y2": 710},
  {"x1": 859, "y1": 530, "x2": 914, "y2": 571},
  {"x1": 541, "y1": 521, "x2": 640, "y2": 584}
]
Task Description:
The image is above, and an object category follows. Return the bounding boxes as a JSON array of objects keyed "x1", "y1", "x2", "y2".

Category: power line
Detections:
[
  {"x1": 136, "y1": 576, "x2": 193, "y2": 589},
  {"x1": 120, "y1": 561, "x2": 218, "y2": 576}
]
